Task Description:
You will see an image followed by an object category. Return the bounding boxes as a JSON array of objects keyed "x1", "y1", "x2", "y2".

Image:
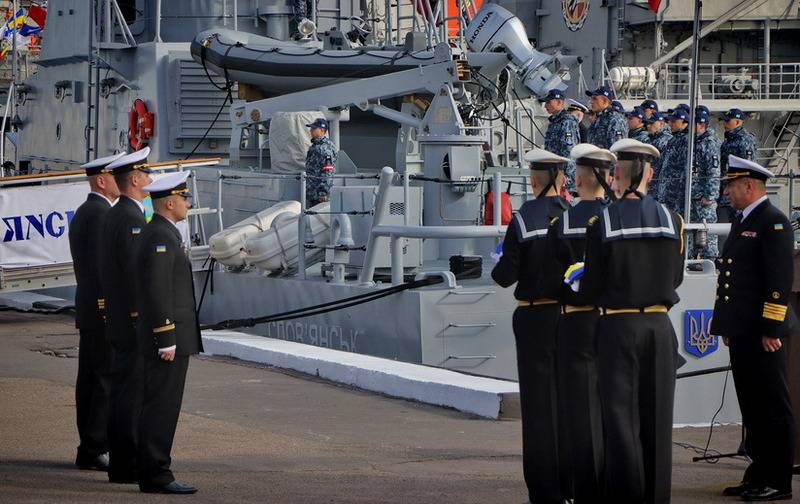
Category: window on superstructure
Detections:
[{"x1": 118, "y1": 0, "x2": 137, "y2": 25}]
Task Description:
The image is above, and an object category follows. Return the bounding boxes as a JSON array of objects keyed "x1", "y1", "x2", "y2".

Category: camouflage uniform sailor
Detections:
[
  {"x1": 688, "y1": 110, "x2": 722, "y2": 258},
  {"x1": 718, "y1": 108, "x2": 757, "y2": 223},
  {"x1": 586, "y1": 87, "x2": 626, "y2": 149},
  {"x1": 304, "y1": 118, "x2": 338, "y2": 207},
  {"x1": 658, "y1": 108, "x2": 691, "y2": 212},
  {"x1": 645, "y1": 112, "x2": 673, "y2": 200},
  {"x1": 640, "y1": 99, "x2": 659, "y2": 119},
  {"x1": 627, "y1": 107, "x2": 650, "y2": 143},
  {"x1": 541, "y1": 89, "x2": 581, "y2": 193}
]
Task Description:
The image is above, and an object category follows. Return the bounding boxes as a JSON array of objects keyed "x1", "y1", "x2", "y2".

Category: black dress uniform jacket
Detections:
[
  {"x1": 547, "y1": 199, "x2": 606, "y2": 504},
  {"x1": 581, "y1": 195, "x2": 684, "y2": 504},
  {"x1": 136, "y1": 214, "x2": 202, "y2": 489},
  {"x1": 492, "y1": 195, "x2": 567, "y2": 504},
  {"x1": 711, "y1": 198, "x2": 795, "y2": 493},
  {"x1": 101, "y1": 195, "x2": 147, "y2": 480},
  {"x1": 68, "y1": 193, "x2": 113, "y2": 461}
]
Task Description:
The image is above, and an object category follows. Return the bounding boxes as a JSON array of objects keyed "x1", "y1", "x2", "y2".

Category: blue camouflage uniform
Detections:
[
  {"x1": 305, "y1": 135, "x2": 338, "y2": 207},
  {"x1": 627, "y1": 107, "x2": 650, "y2": 143},
  {"x1": 719, "y1": 125, "x2": 757, "y2": 211},
  {"x1": 688, "y1": 126, "x2": 722, "y2": 258},
  {"x1": 658, "y1": 127, "x2": 689, "y2": 212},
  {"x1": 647, "y1": 125, "x2": 672, "y2": 198},
  {"x1": 588, "y1": 107, "x2": 626, "y2": 149},
  {"x1": 544, "y1": 109, "x2": 581, "y2": 193}
]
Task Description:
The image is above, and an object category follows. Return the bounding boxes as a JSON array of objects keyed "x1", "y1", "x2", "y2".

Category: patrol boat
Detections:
[{"x1": 1, "y1": 0, "x2": 798, "y2": 424}]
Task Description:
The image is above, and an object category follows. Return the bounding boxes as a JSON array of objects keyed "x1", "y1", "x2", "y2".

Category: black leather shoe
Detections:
[
  {"x1": 739, "y1": 486, "x2": 792, "y2": 501},
  {"x1": 108, "y1": 474, "x2": 138, "y2": 484},
  {"x1": 76, "y1": 452, "x2": 109, "y2": 471},
  {"x1": 140, "y1": 480, "x2": 198, "y2": 494},
  {"x1": 723, "y1": 482, "x2": 753, "y2": 496}
]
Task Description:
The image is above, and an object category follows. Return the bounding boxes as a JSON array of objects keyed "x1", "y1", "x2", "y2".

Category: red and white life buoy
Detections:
[{"x1": 128, "y1": 98, "x2": 155, "y2": 150}]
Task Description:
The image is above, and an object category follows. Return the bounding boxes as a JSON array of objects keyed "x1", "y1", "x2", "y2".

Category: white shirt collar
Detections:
[
  {"x1": 121, "y1": 195, "x2": 145, "y2": 214},
  {"x1": 741, "y1": 195, "x2": 768, "y2": 221},
  {"x1": 89, "y1": 191, "x2": 115, "y2": 206}
]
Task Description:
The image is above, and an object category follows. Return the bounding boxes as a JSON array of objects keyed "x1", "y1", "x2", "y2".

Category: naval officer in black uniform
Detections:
[
  {"x1": 580, "y1": 139, "x2": 684, "y2": 504},
  {"x1": 711, "y1": 156, "x2": 795, "y2": 502},
  {"x1": 101, "y1": 147, "x2": 153, "y2": 483},
  {"x1": 549, "y1": 143, "x2": 615, "y2": 503},
  {"x1": 492, "y1": 148, "x2": 568, "y2": 504},
  {"x1": 68, "y1": 152, "x2": 124, "y2": 471},
  {"x1": 136, "y1": 171, "x2": 203, "y2": 494}
]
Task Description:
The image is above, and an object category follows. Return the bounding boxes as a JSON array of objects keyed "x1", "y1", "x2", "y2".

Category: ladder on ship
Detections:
[{"x1": 768, "y1": 111, "x2": 800, "y2": 174}]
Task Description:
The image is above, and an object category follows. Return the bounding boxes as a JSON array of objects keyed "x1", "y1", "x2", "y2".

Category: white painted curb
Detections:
[{"x1": 202, "y1": 330, "x2": 519, "y2": 419}]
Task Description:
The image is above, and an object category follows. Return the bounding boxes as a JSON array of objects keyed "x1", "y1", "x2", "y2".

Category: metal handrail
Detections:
[{"x1": 660, "y1": 62, "x2": 800, "y2": 100}]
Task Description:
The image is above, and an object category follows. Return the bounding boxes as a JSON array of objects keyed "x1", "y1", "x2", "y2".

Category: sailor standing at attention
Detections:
[
  {"x1": 579, "y1": 139, "x2": 684, "y2": 504},
  {"x1": 540, "y1": 88, "x2": 580, "y2": 194},
  {"x1": 492, "y1": 149, "x2": 568, "y2": 504},
  {"x1": 68, "y1": 152, "x2": 125, "y2": 471},
  {"x1": 136, "y1": 171, "x2": 203, "y2": 494},
  {"x1": 548, "y1": 144, "x2": 615, "y2": 503},
  {"x1": 711, "y1": 156, "x2": 795, "y2": 502},
  {"x1": 101, "y1": 147, "x2": 153, "y2": 484},
  {"x1": 305, "y1": 117, "x2": 338, "y2": 207},
  {"x1": 586, "y1": 86, "x2": 626, "y2": 149}
]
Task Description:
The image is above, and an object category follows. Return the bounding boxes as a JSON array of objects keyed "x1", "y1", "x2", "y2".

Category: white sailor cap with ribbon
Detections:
[
  {"x1": 570, "y1": 143, "x2": 616, "y2": 168},
  {"x1": 723, "y1": 155, "x2": 774, "y2": 182},
  {"x1": 610, "y1": 138, "x2": 660, "y2": 162},
  {"x1": 143, "y1": 171, "x2": 193, "y2": 200},
  {"x1": 523, "y1": 148, "x2": 569, "y2": 170},
  {"x1": 106, "y1": 146, "x2": 152, "y2": 175},
  {"x1": 80, "y1": 152, "x2": 127, "y2": 176}
]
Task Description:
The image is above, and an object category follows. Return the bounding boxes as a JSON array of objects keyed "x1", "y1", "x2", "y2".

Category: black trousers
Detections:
[
  {"x1": 75, "y1": 328, "x2": 112, "y2": 460},
  {"x1": 138, "y1": 353, "x2": 190, "y2": 487},
  {"x1": 557, "y1": 311, "x2": 603, "y2": 504},
  {"x1": 108, "y1": 325, "x2": 144, "y2": 479},
  {"x1": 513, "y1": 304, "x2": 562, "y2": 504},
  {"x1": 729, "y1": 336, "x2": 795, "y2": 492},
  {"x1": 596, "y1": 313, "x2": 677, "y2": 504}
]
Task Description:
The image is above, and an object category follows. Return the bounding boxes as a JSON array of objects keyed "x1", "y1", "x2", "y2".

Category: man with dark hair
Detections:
[
  {"x1": 580, "y1": 139, "x2": 684, "y2": 504},
  {"x1": 101, "y1": 147, "x2": 153, "y2": 484},
  {"x1": 712, "y1": 156, "x2": 795, "y2": 502},
  {"x1": 586, "y1": 87, "x2": 626, "y2": 149},
  {"x1": 540, "y1": 89, "x2": 581, "y2": 193},
  {"x1": 492, "y1": 149, "x2": 568, "y2": 504},
  {"x1": 68, "y1": 152, "x2": 124, "y2": 471},
  {"x1": 136, "y1": 171, "x2": 203, "y2": 494}
]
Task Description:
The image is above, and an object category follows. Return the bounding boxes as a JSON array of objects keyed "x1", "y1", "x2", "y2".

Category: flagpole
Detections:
[
  {"x1": 11, "y1": 0, "x2": 18, "y2": 169},
  {"x1": 683, "y1": 0, "x2": 701, "y2": 236}
]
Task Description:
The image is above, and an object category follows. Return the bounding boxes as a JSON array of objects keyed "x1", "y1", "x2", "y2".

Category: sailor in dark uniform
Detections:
[
  {"x1": 68, "y1": 152, "x2": 125, "y2": 471},
  {"x1": 136, "y1": 171, "x2": 203, "y2": 494},
  {"x1": 549, "y1": 144, "x2": 615, "y2": 503},
  {"x1": 579, "y1": 139, "x2": 684, "y2": 504},
  {"x1": 492, "y1": 149, "x2": 568, "y2": 504},
  {"x1": 101, "y1": 147, "x2": 153, "y2": 483},
  {"x1": 711, "y1": 156, "x2": 795, "y2": 502}
]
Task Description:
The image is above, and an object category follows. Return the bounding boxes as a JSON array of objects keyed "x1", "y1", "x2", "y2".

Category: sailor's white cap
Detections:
[
  {"x1": 610, "y1": 138, "x2": 660, "y2": 160},
  {"x1": 724, "y1": 155, "x2": 774, "y2": 181},
  {"x1": 523, "y1": 149, "x2": 569, "y2": 170},
  {"x1": 567, "y1": 99, "x2": 589, "y2": 113},
  {"x1": 106, "y1": 146, "x2": 152, "y2": 174},
  {"x1": 143, "y1": 171, "x2": 192, "y2": 199},
  {"x1": 80, "y1": 152, "x2": 126, "y2": 173},
  {"x1": 570, "y1": 143, "x2": 616, "y2": 165}
]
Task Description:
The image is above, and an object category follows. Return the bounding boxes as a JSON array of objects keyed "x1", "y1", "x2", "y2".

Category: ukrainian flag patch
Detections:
[
  {"x1": 774, "y1": 223, "x2": 784, "y2": 230},
  {"x1": 131, "y1": 227, "x2": 142, "y2": 234},
  {"x1": 155, "y1": 245, "x2": 167, "y2": 253}
]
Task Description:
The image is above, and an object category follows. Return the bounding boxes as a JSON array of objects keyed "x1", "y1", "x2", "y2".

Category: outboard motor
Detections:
[{"x1": 464, "y1": 4, "x2": 566, "y2": 97}]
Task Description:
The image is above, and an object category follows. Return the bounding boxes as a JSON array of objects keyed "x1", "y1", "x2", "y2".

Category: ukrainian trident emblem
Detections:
[{"x1": 683, "y1": 310, "x2": 719, "y2": 358}]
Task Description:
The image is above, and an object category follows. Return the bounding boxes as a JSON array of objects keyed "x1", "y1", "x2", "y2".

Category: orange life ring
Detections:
[{"x1": 128, "y1": 98, "x2": 155, "y2": 150}]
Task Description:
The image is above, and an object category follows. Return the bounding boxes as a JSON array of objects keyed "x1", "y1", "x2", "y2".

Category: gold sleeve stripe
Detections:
[
  {"x1": 763, "y1": 310, "x2": 787, "y2": 322},
  {"x1": 762, "y1": 302, "x2": 788, "y2": 322},
  {"x1": 152, "y1": 323, "x2": 176, "y2": 334},
  {"x1": 764, "y1": 302, "x2": 787, "y2": 312}
]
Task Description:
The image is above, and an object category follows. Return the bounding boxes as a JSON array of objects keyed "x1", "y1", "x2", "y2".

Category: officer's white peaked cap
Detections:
[
  {"x1": 610, "y1": 138, "x2": 660, "y2": 159},
  {"x1": 570, "y1": 143, "x2": 616, "y2": 163},
  {"x1": 724, "y1": 155, "x2": 774, "y2": 181},
  {"x1": 80, "y1": 152, "x2": 126, "y2": 170},
  {"x1": 567, "y1": 99, "x2": 589, "y2": 113},
  {"x1": 107, "y1": 146, "x2": 151, "y2": 171},
  {"x1": 523, "y1": 148, "x2": 569, "y2": 164},
  {"x1": 143, "y1": 171, "x2": 191, "y2": 194}
]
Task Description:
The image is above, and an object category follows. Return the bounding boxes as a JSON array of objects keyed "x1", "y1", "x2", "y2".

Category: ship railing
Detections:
[{"x1": 659, "y1": 62, "x2": 800, "y2": 101}]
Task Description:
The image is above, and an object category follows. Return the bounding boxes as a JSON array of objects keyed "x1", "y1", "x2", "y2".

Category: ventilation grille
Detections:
[
  {"x1": 177, "y1": 60, "x2": 237, "y2": 139},
  {"x1": 389, "y1": 202, "x2": 405, "y2": 215}
]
